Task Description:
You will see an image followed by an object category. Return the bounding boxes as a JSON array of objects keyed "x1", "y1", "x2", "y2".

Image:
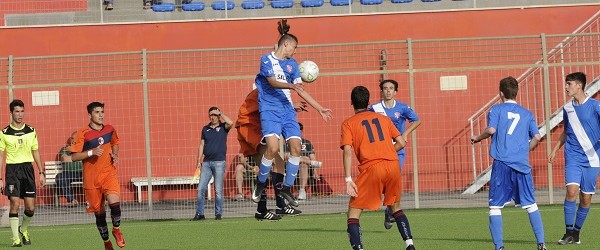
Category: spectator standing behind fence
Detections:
[
  {"x1": 548, "y1": 72, "x2": 600, "y2": 246},
  {"x1": 56, "y1": 131, "x2": 83, "y2": 206},
  {"x1": 191, "y1": 107, "x2": 233, "y2": 221},
  {"x1": 0, "y1": 100, "x2": 44, "y2": 247},
  {"x1": 234, "y1": 153, "x2": 257, "y2": 201},
  {"x1": 104, "y1": 0, "x2": 113, "y2": 10},
  {"x1": 471, "y1": 76, "x2": 546, "y2": 250},
  {"x1": 284, "y1": 122, "x2": 322, "y2": 200}
]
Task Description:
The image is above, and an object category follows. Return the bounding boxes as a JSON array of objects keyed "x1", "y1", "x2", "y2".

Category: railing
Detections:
[{"x1": 466, "y1": 10, "x2": 600, "y2": 186}]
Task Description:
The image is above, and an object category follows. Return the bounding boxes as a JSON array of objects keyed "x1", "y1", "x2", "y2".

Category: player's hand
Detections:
[
  {"x1": 111, "y1": 153, "x2": 119, "y2": 167},
  {"x1": 319, "y1": 108, "x2": 333, "y2": 121},
  {"x1": 470, "y1": 136, "x2": 479, "y2": 144},
  {"x1": 346, "y1": 181, "x2": 358, "y2": 197},
  {"x1": 548, "y1": 151, "x2": 557, "y2": 163},
  {"x1": 91, "y1": 147, "x2": 105, "y2": 156},
  {"x1": 39, "y1": 175, "x2": 46, "y2": 187},
  {"x1": 191, "y1": 167, "x2": 201, "y2": 185},
  {"x1": 294, "y1": 101, "x2": 308, "y2": 112},
  {"x1": 291, "y1": 83, "x2": 304, "y2": 92}
]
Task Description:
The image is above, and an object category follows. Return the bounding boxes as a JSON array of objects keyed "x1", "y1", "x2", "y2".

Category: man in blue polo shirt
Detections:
[{"x1": 191, "y1": 106, "x2": 233, "y2": 221}]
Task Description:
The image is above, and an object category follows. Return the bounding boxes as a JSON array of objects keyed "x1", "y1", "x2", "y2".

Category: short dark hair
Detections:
[
  {"x1": 298, "y1": 122, "x2": 303, "y2": 131},
  {"x1": 499, "y1": 76, "x2": 519, "y2": 100},
  {"x1": 351, "y1": 86, "x2": 370, "y2": 109},
  {"x1": 208, "y1": 106, "x2": 219, "y2": 113},
  {"x1": 87, "y1": 102, "x2": 104, "y2": 114},
  {"x1": 565, "y1": 72, "x2": 587, "y2": 90},
  {"x1": 9, "y1": 99, "x2": 24, "y2": 112},
  {"x1": 379, "y1": 79, "x2": 398, "y2": 91}
]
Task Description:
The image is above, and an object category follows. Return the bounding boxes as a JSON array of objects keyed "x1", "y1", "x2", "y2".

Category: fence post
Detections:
[
  {"x1": 541, "y1": 33, "x2": 554, "y2": 205},
  {"x1": 407, "y1": 38, "x2": 419, "y2": 209},
  {"x1": 8, "y1": 56, "x2": 14, "y2": 102},
  {"x1": 142, "y1": 49, "x2": 155, "y2": 216}
]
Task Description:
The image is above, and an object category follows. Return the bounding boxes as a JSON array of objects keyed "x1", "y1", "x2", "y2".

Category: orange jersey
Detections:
[
  {"x1": 71, "y1": 124, "x2": 119, "y2": 189},
  {"x1": 340, "y1": 111, "x2": 401, "y2": 171},
  {"x1": 235, "y1": 89, "x2": 260, "y2": 127}
]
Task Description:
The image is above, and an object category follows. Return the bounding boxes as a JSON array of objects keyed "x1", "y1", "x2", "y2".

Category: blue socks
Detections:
[
  {"x1": 283, "y1": 156, "x2": 300, "y2": 187},
  {"x1": 564, "y1": 200, "x2": 577, "y2": 230},
  {"x1": 574, "y1": 206, "x2": 590, "y2": 232},
  {"x1": 257, "y1": 156, "x2": 273, "y2": 183},
  {"x1": 489, "y1": 209, "x2": 503, "y2": 249},
  {"x1": 526, "y1": 205, "x2": 545, "y2": 244}
]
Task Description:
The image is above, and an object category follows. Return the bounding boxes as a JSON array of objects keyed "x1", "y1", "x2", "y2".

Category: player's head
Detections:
[
  {"x1": 379, "y1": 79, "x2": 398, "y2": 101},
  {"x1": 69, "y1": 131, "x2": 77, "y2": 145},
  {"x1": 565, "y1": 72, "x2": 586, "y2": 96},
  {"x1": 499, "y1": 76, "x2": 518, "y2": 100},
  {"x1": 276, "y1": 19, "x2": 298, "y2": 59},
  {"x1": 9, "y1": 99, "x2": 25, "y2": 124},
  {"x1": 87, "y1": 102, "x2": 105, "y2": 125},
  {"x1": 351, "y1": 86, "x2": 370, "y2": 110}
]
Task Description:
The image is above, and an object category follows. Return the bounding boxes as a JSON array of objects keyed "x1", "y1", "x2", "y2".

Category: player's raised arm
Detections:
[{"x1": 295, "y1": 87, "x2": 333, "y2": 121}]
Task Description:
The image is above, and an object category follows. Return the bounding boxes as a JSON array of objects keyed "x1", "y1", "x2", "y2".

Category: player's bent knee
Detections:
[
  {"x1": 24, "y1": 209, "x2": 34, "y2": 217},
  {"x1": 525, "y1": 204, "x2": 538, "y2": 213},
  {"x1": 489, "y1": 209, "x2": 501, "y2": 216}
]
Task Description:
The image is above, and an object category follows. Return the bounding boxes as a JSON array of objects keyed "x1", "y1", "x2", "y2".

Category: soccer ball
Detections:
[{"x1": 299, "y1": 61, "x2": 319, "y2": 83}]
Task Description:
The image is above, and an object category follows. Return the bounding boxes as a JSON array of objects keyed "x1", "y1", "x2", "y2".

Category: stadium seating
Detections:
[
  {"x1": 182, "y1": 2, "x2": 206, "y2": 11},
  {"x1": 271, "y1": 0, "x2": 294, "y2": 8},
  {"x1": 211, "y1": 0, "x2": 235, "y2": 10},
  {"x1": 301, "y1": 0, "x2": 324, "y2": 7},
  {"x1": 241, "y1": 0, "x2": 265, "y2": 9},
  {"x1": 151, "y1": 3, "x2": 176, "y2": 12},
  {"x1": 360, "y1": 0, "x2": 383, "y2": 5},
  {"x1": 391, "y1": 0, "x2": 412, "y2": 3},
  {"x1": 330, "y1": 0, "x2": 352, "y2": 6}
]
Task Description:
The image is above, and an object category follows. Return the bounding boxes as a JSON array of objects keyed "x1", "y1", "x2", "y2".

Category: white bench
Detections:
[
  {"x1": 45, "y1": 161, "x2": 83, "y2": 206},
  {"x1": 131, "y1": 176, "x2": 213, "y2": 203}
]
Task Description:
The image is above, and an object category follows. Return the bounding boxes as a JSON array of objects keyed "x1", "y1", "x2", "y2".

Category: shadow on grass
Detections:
[
  {"x1": 418, "y1": 236, "x2": 534, "y2": 245},
  {"x1": 257, "y1": 228, "x2": 387, "y2": 234}
]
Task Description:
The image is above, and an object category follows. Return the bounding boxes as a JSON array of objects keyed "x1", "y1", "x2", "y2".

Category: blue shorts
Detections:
[
  {"x1": 488, "y1": 160, "x2": 536, "y2": 208},
  {"x1": 565, "y1": 165, "x2": 600, "y2": 194},
  {"x1": 259, "y1": 110, "x2": 301, "y2": 141}
]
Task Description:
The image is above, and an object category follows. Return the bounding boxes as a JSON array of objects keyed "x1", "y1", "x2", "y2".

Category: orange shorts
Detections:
[
  {"x1": 84, "y1": 172, "x2": 121, "y2": 213},
  {"x1": 349, "y1": 160, "x2": 401, "y2": 210},
  {"x1": 237, "y1": 122, "x2": 262, "y2": 157}
]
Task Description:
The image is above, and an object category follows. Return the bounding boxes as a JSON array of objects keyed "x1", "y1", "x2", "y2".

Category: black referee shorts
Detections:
[{"x1": 4, "y1": 162, "x2": 36, "y2": 198}]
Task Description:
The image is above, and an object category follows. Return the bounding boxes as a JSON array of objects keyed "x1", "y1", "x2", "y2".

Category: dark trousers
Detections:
[{"x1": 56, "y1": 171, "x2": 83, "y2": 202}]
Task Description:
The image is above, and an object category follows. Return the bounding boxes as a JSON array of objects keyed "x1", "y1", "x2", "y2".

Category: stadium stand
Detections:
[
  {"x1": 152, "y1": 2, "x2": 176, "y2": 11},
  {"x1": 301, "y1": 0, "x2": 324, "y2": 8},
  {"x1": 271, "y1": 0, "x2": 294, "y2": 8},
  {"x1": 241, "y1": 0, "x2": 265, "y2": 9},
  {"x1": 182, "y1": 2, "x2": 206, "y2": 11},
  {"x1": 211, "y1": 0, "x2": 235, "y2": 10}
]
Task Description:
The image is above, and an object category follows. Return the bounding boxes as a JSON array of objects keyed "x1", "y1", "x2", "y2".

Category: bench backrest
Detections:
[{"x1": 44, "y1": 161, "x2": 62, "y2": 185}]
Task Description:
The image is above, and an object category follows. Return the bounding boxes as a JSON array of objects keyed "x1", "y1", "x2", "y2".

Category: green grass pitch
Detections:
[{"x1": 1, "y1": 205, "x2": 599, "y2": 249}]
